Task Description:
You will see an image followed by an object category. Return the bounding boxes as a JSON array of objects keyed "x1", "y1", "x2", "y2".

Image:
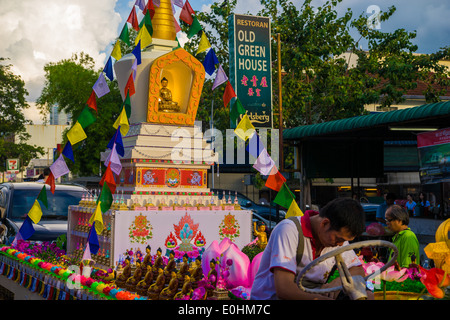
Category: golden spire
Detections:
[{"x1": 152, "y1": 0, "x2": 177, "y2": 41}]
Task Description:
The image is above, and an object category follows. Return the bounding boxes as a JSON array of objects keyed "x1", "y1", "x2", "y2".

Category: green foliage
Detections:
[
  {"x1": 242, "y1": 243, "x2": 264, "y2": 261},
  {"x1": 0, "y1": 58, "x2": 44, "y2": 171}
]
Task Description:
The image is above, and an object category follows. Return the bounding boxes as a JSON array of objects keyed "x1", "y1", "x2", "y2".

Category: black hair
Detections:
[{"x1": 319, "y1": 197, "x2": 365, "y2": 237}]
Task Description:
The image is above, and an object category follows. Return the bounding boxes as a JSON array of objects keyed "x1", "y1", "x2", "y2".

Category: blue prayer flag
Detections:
[
  {"x1": 62, "y1": 141, "x2": 75, "y2": 163},
  {"x1": 19, "y1": 216, "x2": 35, "y2": 241},
  {"x1": 246, "y1": 132, "x2": 265, "y2": 159},
  {"x1": 107, "y1": 127, "x2": 124, "y2": 157},
  {"x1": 88, "y1": 222, "x2": 100, "y2": 255},
  {"x1": 132, "y1": 41, "x2": 141, "y2": 65},
  {"x1": 203, "y1": 48, "x2": 219, "y2": 76},
  {"x1": 103, "y1": 56, "x2": 114, "y2": 81}
]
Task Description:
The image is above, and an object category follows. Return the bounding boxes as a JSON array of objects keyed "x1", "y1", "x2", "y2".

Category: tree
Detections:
[
  {"x1": 37, "y1": 53, "x2": 123, "y2": 176},
  {"x1": 0, "y1": 58, "x2": 44, "y2": 173}
]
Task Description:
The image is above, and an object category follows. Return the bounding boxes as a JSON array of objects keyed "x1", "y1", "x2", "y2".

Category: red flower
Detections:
[{"x1": 419, "y1": 266, "x2": 450, "y2": 299}]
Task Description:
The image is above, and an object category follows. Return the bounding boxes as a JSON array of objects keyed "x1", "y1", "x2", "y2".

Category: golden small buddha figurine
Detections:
[
  {"x1": 177, "y1": 254, "x2": 190, "y2": 285},
  {"x1": 115, "y1": 257, "x2": 131, "y2": 288},
  {"x1": 164, "y1": 250, "x2": 177, "y2": 282},
  {"x1": 174, "y1": 274, "x2": 192, "y2": 300},
  {"x1": 158, "y1": 77, "x2": 180, "y2": 112},
  {"x1": 206, "y1": 259, "x2": 218, "y2": 297},
  {"x1": 189, "y1": 257, "x2": 203, "y2": 288},
  {"x1": 136, "y1": 265, "x2": 154, "y2": 296},
  {"x1": 159, "y1": 271, "x2": 179, "y2": 300},
  {"x1": 253, "y1": 221, "x2": 268, "y2": 249},
  {"x1": 147, "y1": 267, "x2": 166, "y2": 300},
  {"x1": 152, "y1": 247, "x2": 163, "y2": 275},
  {"x1": 141, "y1": 245, "x2": 153, "y2": 273},
  {"x1": 126, "y1": 259, "x2": 143, "y2": 292}
]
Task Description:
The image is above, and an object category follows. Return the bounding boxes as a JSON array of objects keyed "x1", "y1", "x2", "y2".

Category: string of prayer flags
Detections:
[
  {"x1": 196, "y1": 31, "x2": 211, "y2": 55},
  {"x1": 135, "y1": 24, "x2": 152, "y2": 49},
  {"x1": 265, "y1": 167, "x2": 285, "y2": 191},
  {"x1": 139, "y1": 10, "x2": 153, "y2": 36},
  {"x1": 180, "y1": 0, "x2": 195, "y2": 25},
  {"x1": 187, "y1": 16, "x2": 202, "y2": 39},
  {"x1": 27, "y1": 199, "x2": 43, "y2": 224},
  {"x1": 234, "y1": 114, "x2": 255, "y2": 141},
  {"x1": 107, "y1": 127, "x2": 124, "y2": 157},
  {"x1": 127, "y1": 6, "x2": 139, "y2": 31},
  {"x1": 286, "y1": 200, "x2": 303, "y2": 218},
  {"x1": 100, "y1": 164, "x2": 117, "y2": 194},
  {"x1": 113, "y1": 107, "x2": 130, "y2": 137},
  {"x1": 273, "y1": 183, "x2": 296, "y2": 209},
  {"x1": 143, "y1": 0, "x2": 155, "y2": 18},
  {"x1": 45, "y1": 171, "x2": 56, "y2": 194},
  {"x1": 87, "y1": 222, "x2": 100, "y2": 255},
  {"x1": 67, "y1": 121, "x2": 87, "y2": 145},
  {"x1": 77, "y1": 106, "x2": 97, "y2": 129},
  {"x1": 104, "y1": 56, "x2": 114, "y2": 81},
  {"x1": 132, "y1": 40, "x2": 142, "y2": 65},
  {"x1": 89, "y1": 202, "x2": 104, "y2": 235},
  {"x1": 86, "y1": 90, "x2": 97, "y2": 112},
  {"x1": 253, "y1": 148, "x2": 276, "y2": 175},
  {"x1": 37, "y1": 185, "x2": 48, "y2": 209},
  {"x1": 50, "y1": 154, "x2": 70, "y2": 179},
  {"x1": 223, "y1": 81, "x2": 237, "y2": 107},
  {"x1": 124, "y1": 73, "x2": 136, "y2": 97},
  {"x1": 212, "y1": 64, "x2": 228, "y2": 90},
  {"x1": 119, "y1": 24, "x2": 130, "y2": 46},
  {"x1": 93, "y1": 73, "x2": 110, "y2": 98},
  {"x1": 203, "y1": 48, "x2": 219, "y2": 76},
  {"x1": 230, "y1": 97, "x2": 246, "y2": 124},
  {"x1": 111, "y1": 40, "x2": 122, "y2": 61}
]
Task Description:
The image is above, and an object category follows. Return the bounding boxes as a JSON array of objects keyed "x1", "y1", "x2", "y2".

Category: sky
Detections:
[{"x1": 0, "y1": 0, "x2": 449, "y2": 124}]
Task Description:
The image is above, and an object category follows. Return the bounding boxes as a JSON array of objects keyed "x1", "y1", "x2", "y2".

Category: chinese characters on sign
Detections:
[{"x1": 229, "y1": 14, "x2": 272, "y2": 128}]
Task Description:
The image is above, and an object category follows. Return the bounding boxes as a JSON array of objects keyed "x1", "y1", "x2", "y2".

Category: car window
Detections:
[{"x1": 10, "y1": 189, "x2": 83, "y2": 220}]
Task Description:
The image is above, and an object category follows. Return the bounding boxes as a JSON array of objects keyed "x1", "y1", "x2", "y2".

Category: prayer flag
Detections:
[
  {"x1": 127, "y1": 6, "x2": 139, "y2": 31},
  {"x1": 132, "y1": 41, "x2": 141, "y2": 65},
  {"x1": 273, "y1": 183, "x2": 295, "y2": 209},
  {"x1": 230, "y1": 97, "x2": 246, "y2": 124},
  {"x1": 143, "y1": 0, "x2": 155, "y2": 18},
  {"x1": 174, "y1": 16, "x2": 181, "y2": 33},
  {"x1": 45, "y1": 171, "x2": 56, "y2": 194},
  {"x1": 104, "y1": 143, "x2": 122, "y2": 176},
  {"x1": 93, "y1": 73, "x2": 110, "y2": 98},
  {"x1": 37, "y1": 185, "x2": 48, "y2": 209},
  {"x1": 203, "y1": 48, "x2": 219, "y2": 76},
  {"x1": 223, "y1": 81, "x2": 236, "y2": 107},
  {"x1": 179, "y1": 0, "x2": 194, "y2": 25},
  {"x1": 98, "y1": 182, "x2": 113, "y2": 214},
  {"x1": 212, "y1": 64, "x2": 228, "y2": 90},
  {"x1": 82, "y1": 242, "x2": 92, "y2": 261},
  {"x1": 153, "y1": 0, "x2": 160, "y2": 6},
  {"x1": 131, "y1": 58, "x2": 138, "y2": 81},
  {"x1": 67, "y1": 121, "x2": 87, "y2": 145},
  {"x1": 18, "y1": 216, "x2": 35, "y2": 241},
  {"x1": 89, "y1": 202, "x2": 104, "y2": 235},
  {"x1": 173, "y1": 0, "x2": 184, "y2": 7},
  {"x1": 234, "y1": 114, "x2": 255, "y2": 141},
  {"x1": 265, "y1": 167, "x2": 285, "y2": 191},
  {"x1": 135, "y1": 0, "x2": 146, "y2": 11},
  {"x1": 124, "y1": 73, "x2": 135, "y2": 97},
  {"x1": 111, "y1": 40, "x2": 122, "y2": 61},
  {"x1": 119, "y1": 24, "x2": 130, "y2": 46},
  {"x1": 62, "y1": 141, "x2": 74, "y2": 163},
  {"x1": 113, "y1": 107, "x2": 130, "y2": 137},
  {"x1": 123, "y1": 92, "x2": 132, "y2": 118},
  {"x1": 28, "y1": 200, "x2": 43, "y2": 224},
  {"x1": 139, "y1": 10, "x2": 153, "y2": 36},
  {"x1": 86, "y1": 90, "x2": 97, "y2": 112},
  {"x1": 50, "y1": 154, "x2": 70, "y2": 179},
  {"x1": 246, "y1": 130, "x2": 264, "y2": 159},
  {"x1": 135, "y1": 24, "x2": 152, "y2": 49},
  {"x1": 187, "y1": 16, "x2": 202, "y2": 38},
  {"x1": 77, "y1": 106, "x2": 96, "y2": 129},
  {"x1": 286, "y1": 200, "x2": 303, "y2": 218},
  {"x1": 87, "y1": 223, "x2": 100, "y2": 255},
  {"x1": 196, "y1": 31, "x2": 211, "y2": 55},
  {"x1": 253, "y1": 148, "x2": 276, "y2": 175},
  {"x1": 100, "y1": 164, "x2": 117, "y2": 194},
  {"x1": 103, "y1": 56, "x2": 114, "y2": 81},
  {"x1": 107, "y1": 127, "x2": 124, "y2": 157}
]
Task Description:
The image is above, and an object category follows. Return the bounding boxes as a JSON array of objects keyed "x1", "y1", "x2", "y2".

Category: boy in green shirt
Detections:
[{"x1": 385, "y1": 204, "x2": 420, "y2": 267}]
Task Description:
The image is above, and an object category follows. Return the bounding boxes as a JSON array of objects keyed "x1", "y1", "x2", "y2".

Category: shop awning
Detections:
[{"x1": 283, "y1": 100, "x2": 450, "y2": 141}]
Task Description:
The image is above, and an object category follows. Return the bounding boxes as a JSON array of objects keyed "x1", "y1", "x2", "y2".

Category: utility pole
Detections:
[{"x1": 277, "y1": 33, "x2": 283, "y2": 171}]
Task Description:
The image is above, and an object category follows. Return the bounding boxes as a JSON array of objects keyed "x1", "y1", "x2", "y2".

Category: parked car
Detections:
[
  {"x1": 0, "y1": 182, "x2": 86, "y2": 243},
  {"x1": 212, "y1": 188, "x2": 286, "y2": 222}
]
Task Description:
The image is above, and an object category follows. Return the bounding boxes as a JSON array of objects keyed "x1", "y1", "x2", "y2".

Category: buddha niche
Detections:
[{"x1": 158, "y1": 77, "x2": 180, "y2": 113}]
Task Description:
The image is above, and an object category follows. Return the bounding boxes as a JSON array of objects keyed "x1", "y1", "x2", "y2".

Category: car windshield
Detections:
[{"x1": 10, "y1": 189, "x2": 83, "y2": 220}]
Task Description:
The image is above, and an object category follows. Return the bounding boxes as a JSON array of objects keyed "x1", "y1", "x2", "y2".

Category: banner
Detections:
[
  {"x1": 228, "y1": 14, "x2": 272, "y2": 128},
  {"x1": 417, "y1": 127, "x2": 450, "y2": 184}
]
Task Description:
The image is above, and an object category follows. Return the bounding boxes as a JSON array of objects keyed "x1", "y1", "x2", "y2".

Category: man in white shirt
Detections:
[{"x1": 251, "y1": 197, "x2": 371, "y2": 300}]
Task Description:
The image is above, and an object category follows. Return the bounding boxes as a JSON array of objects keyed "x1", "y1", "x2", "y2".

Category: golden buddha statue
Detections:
[
  {"x1": 141, "y1": 245, "x2": 153, "y2": 274},
  {"x1": 253, "y1": 221, "x2": 268, "y2": 249},
  {"x1": 174, "y1": 274, "x2": 192, "y2": 300},
  {"x1": 147, "y1": 267, "x2": 166, "y2": 300},
  {"x1": 164, "y1": 250, "x2": 177, "y2": 282},
  {"x1": 177, "y1": 254, "x2": 190, "y2": 285},
  {"x1": 152, "y1": 247, "x2": 163, "y2": 276},
  {"x1": 136, "y1": 265, "x2": 154, "y2": 296},
  {"x1": 189, "y1": 257, "x2": 203, "y2": 288},
  {"x1": 125, "y1": 259, "x2": 143, "y2": 292},
  {"x1": 115, "y1": 257, "x2": 131, "y2": 288},
  {"x1": 158, "y1": 77, "x2": 180, "y2": 112},
  {"x1": 159, "y1": 271, "x2": 179, "y2": 300}
]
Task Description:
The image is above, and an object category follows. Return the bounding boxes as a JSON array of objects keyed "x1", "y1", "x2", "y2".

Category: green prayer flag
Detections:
[
  {"x1": 139, "y1": 11, "x2": 153, "y2": 36},
  {"x1": 77, "y1": 106, "x2": 96, "y2": 129},
  {"x1": 97, "y1": 183, "x2": 113, "y2": 213},
  {"x1": 119, "y1": 24, "x2": 130, "y2": 45},
  {"x1": 123, "y1": 92, "x2": 131, "y2": 118},
  {"x1": 187, "y1": 16, "x2": 202, "y2": 39},
  {"x1": 274, "y1": 183, "x2": 295, "y2": 209},
  {"x1": 230, "y1": 98, "x2": 245, "y2": 123},
  {"x1": 37, "y1": 185, "x2": 48, "y2": 209}
]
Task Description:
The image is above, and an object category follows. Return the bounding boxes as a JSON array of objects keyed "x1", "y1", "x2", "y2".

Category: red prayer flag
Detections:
[
  {"x1": 143, "y1": 0, "x2": 155, "y2": 19},
  {"x1": 265, "y1": 167, "x2": 286, "y2": 191},
  {"x1": 127, "y1": 7, "x2": 139, "y2": 31},
  {"x1": 45, "y1": 171, "x2": 56, "y2": 194},
  {"x1": 87, "y1": 90, "x2": 97, "y2": 112},
  {"x1": 179, "y1": 0, "x2": 194, "y2": 25},
  {"x1": 124, "y1": 73, "x2": 135, "y2": 97},
  {"x1": 100, "y1": 164, "x2": 117, "y2": 194},
  {"x1": 223, "y1": 81, "x2": 236, "y2": 107}
]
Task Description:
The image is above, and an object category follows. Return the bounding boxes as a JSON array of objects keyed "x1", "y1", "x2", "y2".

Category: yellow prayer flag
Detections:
[
  {"x1": 111, "y1": 40, "x2": 122, "y2": 61},
  {"x1": 28, "y1": 200, "x2": 43, "y2": 224},
  {"x1": 234, "y1": 114, "x2": 255, "y2": 141},
  {"x1": 135, "y1": 24, "x2": 152, "y2": 49},
  {"x1": 67, "y1": 121, "x2": 87, "y2": 145},
  {"x1": 286, "y1": 200, "x2": 303, "y2": 218},
  {"x1": 196, "y1": 31, "x2": 211, "y2": 55},
  {"x1": 89, "y1": 201, "x2": 104, "y2": 235},
  {"x1": 113, "y1": 107, "x2": 130, "y2": 136}
]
